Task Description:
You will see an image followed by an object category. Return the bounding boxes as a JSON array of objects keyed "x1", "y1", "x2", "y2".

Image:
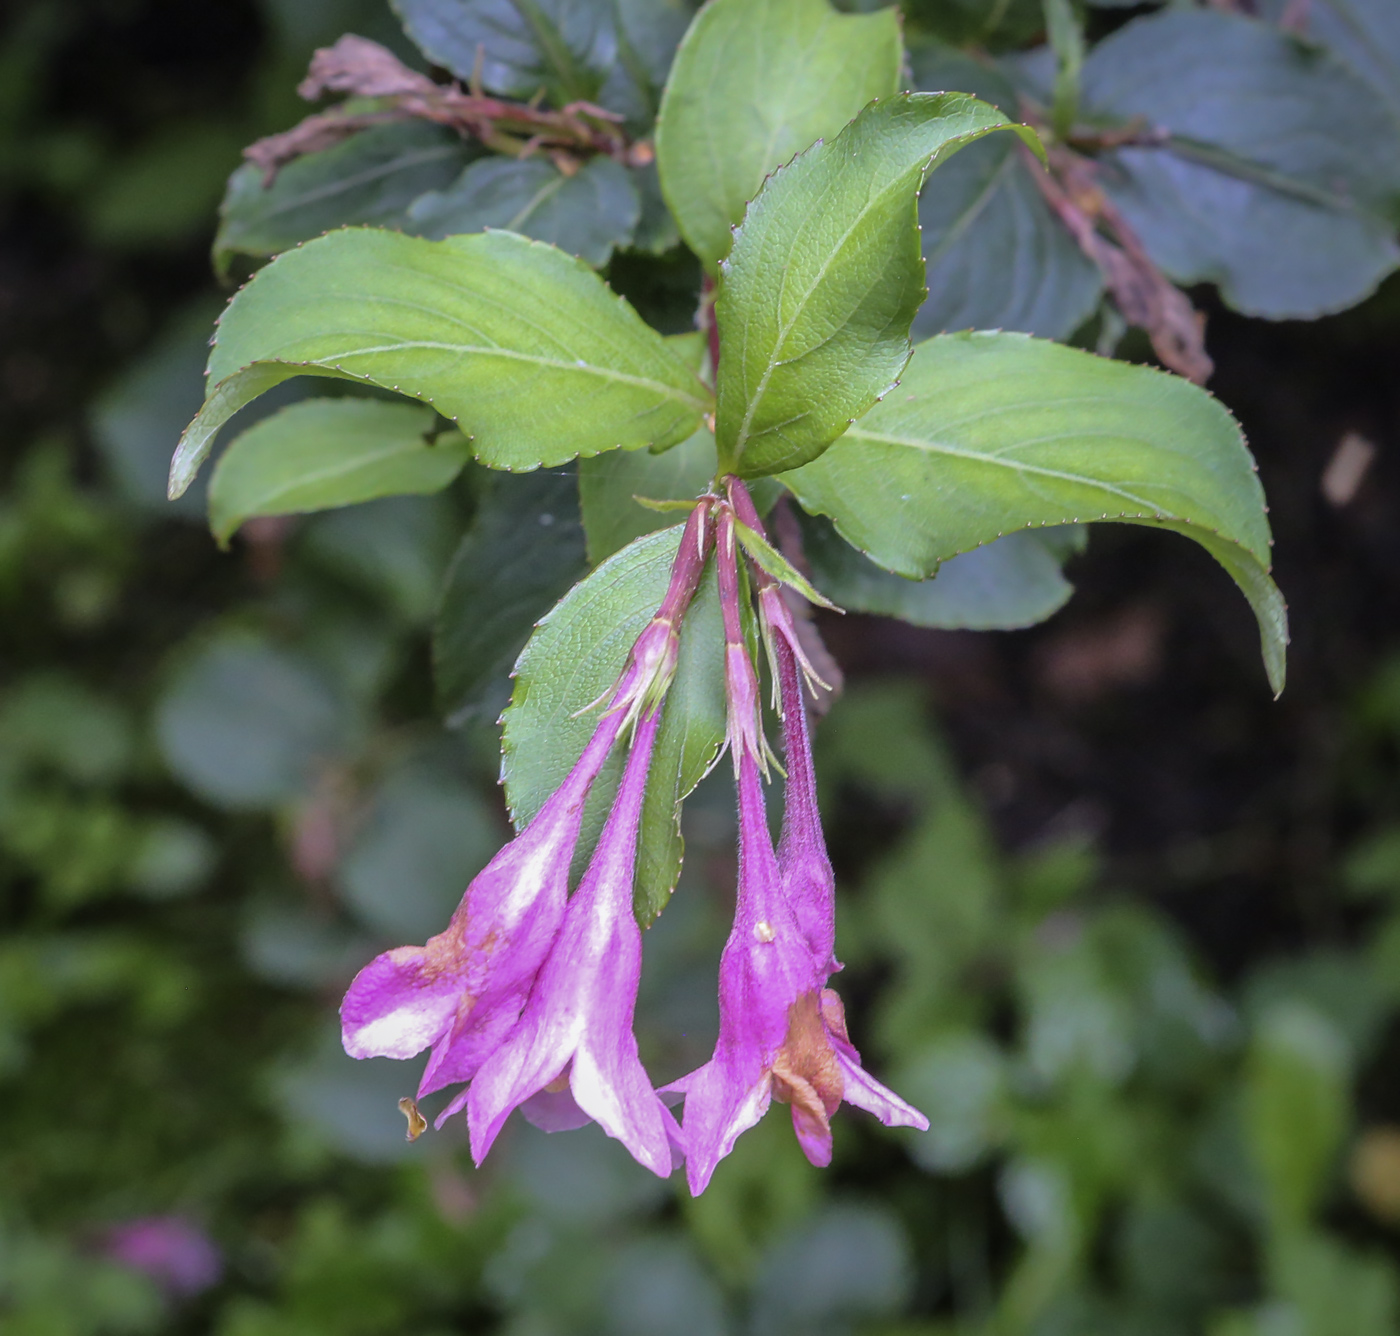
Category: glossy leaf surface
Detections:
[
  {"x1": 1082, "y1": 9, "x2": 1400, "y2": 317},
  {"x1": 434, "y1": 468, "x2": 587, "y2": 728},
  {"x1": 785, "y1": 332, "x2": 1287, "y2": 692},
  {"x1": 502, "y1": 525, "x2": 725, "y2": 924},
  {"x1": 716, "y1": 94, "x2": 1041, "y2": 478},
  {"x1": 169, "y1": 227, "x2": 710, "y2": 498},
  {"x1": 655, "y1": 0, "x2": 902, "y2": 270},
  {"x1": 406, "y1": 155, "x2": 640, "y2": 266},
  {"x1": 208, "y1": 399, "x2": 470, "y2": 545},
  {"x1": 214, "y1": 122, "x2": 472, "y2": 276}
]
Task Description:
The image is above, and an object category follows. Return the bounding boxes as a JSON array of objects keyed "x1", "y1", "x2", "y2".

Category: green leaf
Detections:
[
  {"x1": 392, "y1": 0, "x2": 604, "y2": 102},
  {"x1": 406, "y1": 154, "x2": 640, "y2": 266},
  {"x1": 1260, "y1": 0, "x2": 1400, "y2": 130},
  {"x1": 732, "y1": 520, "x2": 838, "y2": 611},
  {"x1": 434, "y1": 468, "x2": 588, "y2": 728},
  {"x1": 169, "y1": 227, "x2": 711, "y2": 498},
  {"x1": 155, "y1": 635, "x2": 350, "y2": 810},
  {"x1": 337, "y1": 751, "x2": 498, "y2": 940},
  {"x1": 1081, "y1": 9, "x2": 1400, "y2": 317},
  {"x1": 392, "y1": 0, "x2": 613, "y2": 108},
  {"x1": 716, "y1": 93, "x2": 1042, "y2": 479},
  {"x1": 1244, "y1": 1002, "x2": 1350, "y2": 1230},
  {"x1": 301, "y1": 494, "x2": 460, "y2": 625},
  {"x1": 655, "y1": 0, "x2": 902, "y2": 271},
  {"x1": 908, "y1": 45, "x2": 1102, "y2": 341},
  {"x1": 213, "y1": 122, "x2": 473, "y2": 277},
  {"x1": 502, "y1": 525, "x2": 726, "y2": 924},
  {"x1": 392, "y1": 0, "x2": 688, "y2": 127},
  {"x1": 207, "y1": 398, "x2": 470, "y2": 545},
  {"x1": 797, "y1": 509, "x2": 1080, "y2": 631},
  {"x1": 90, "y1": 298, "x2": 223, "y2": 518},
  {"x1": 784, "y1": 332, "x2": 1288, "y2": 693},
  {"x1": 578, "y1": 425, "x2": 716, "y2": 564}
]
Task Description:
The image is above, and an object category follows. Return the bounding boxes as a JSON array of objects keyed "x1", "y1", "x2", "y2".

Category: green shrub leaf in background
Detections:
[
  {"x1": 207, "y1": 398, "x2": 471, "y2": 545},
  {"x1": 391, "y1": 0, "x2": 617, "y2": 105},
  {"x1": 390, "y1": 0, "x2": 690, "y2": 121},
  {"x1": 1080, "y1": 8, "x2": 1400, "y2": 318},
  {"x1": 786, "y1": 331, "x2": 1288, "y2": 692},
  {"x1": 1259, "y1": 0, "x2": 1400, "y2": 131},
  {"x1": 433, "y1": 468, "x2": 588, "y2": 728},
  {"x1": 655, "y1": 0, "x2": 902, "y2": 271},
  {"x1": 715, "y1": 94, "x2": 1043, "y2": 478},
  {"x1": 155, "y1": 636, "x2": 350, "y2": 810},
  {"x1": 214, "y1": 122, "x2": 475, "y2": 277},
  {"x1": 797, "y1": 509, "x2": 1083, "y2": 631},
  {"x1": 578, "y1": 426, "x2": 717, "y2": 564},
  {"x1": 502, "y1": 525, "x2": 726, "y2": 924},
  {"x1": 909, "y1": 44, "x2": 1103, "y2": 341},
  {"x1": 168, "y1": 227, "x2": 711, "y2": 498},
  {"x1": 406, "y1": 155, "x2": 640, "y2": 265}
]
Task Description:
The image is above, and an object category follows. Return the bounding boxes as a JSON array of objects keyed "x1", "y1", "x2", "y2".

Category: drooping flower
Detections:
[
  {"x1": 669, "y1": 494, "x2": 927, "y2": 1194},
  {"x1": 340, "y1": 705, "x2": 627, "y2": 1097},
  {"x1": 464, "y1": 705, "x2": 678, "y2": 1177},
  {"x1": 340, "y1": 503, "x2": 714, "y2": 1119}
]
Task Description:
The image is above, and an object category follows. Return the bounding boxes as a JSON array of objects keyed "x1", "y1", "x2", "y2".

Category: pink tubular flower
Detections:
[
  {"x1": 669, "y1": 490, "x2": 927, "y2": 1194},
  {"x1": 340, "y1": 706, "x2": 627, "y2": 1099},
  {"x1": 465, "y1": 706, "x2": 677, "y2": 1177},
  {"x1": 340, "y1": 503, "x2": 714, "y2": 1118}
]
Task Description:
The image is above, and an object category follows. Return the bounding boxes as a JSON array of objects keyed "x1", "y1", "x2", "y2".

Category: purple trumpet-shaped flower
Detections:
[
  {"x1": 464, "y1": 705, "x2": 677, "y2": 1177},
  {"x1": 339, "y1": 706, "x2": 626, "y2": 1100},
  {"x1": 669, "y1": 494, "x2": 927, "y2": 1194},
  {"x1": 340, "y1": 503, "x2": 714, "y2": 1120}
]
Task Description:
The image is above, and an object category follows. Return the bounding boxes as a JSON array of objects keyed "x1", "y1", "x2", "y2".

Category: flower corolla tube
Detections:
[{"x1": 339, "y1": 485, "x2": 925, "y2": 1190}]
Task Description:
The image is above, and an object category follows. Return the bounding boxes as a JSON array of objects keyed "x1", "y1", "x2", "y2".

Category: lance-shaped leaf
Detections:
[
  {"x1": 214, "y1": 122, "x2": 474, "y2": 277},
  {"x1": 715, "y1": 94, "x2": 1042, "y2": 479},
  {"x1": 168, "y1": 227, "x2": 710, "y2": 499},
  {"x1": 208, "y1": 398, "x2": 470, "y2": 545},
  {"x1": 655, "y1": 0, "x2": 902, "y2": 271},
  {"x1": 502, "y1": 525, "x2": 726, "y2": 925},
  {"x1": 406, "y1": 155, "x2": 639, "y2": 266},
  {"x1": 784, "y1": 332, "x2": 1287, "y2": 693}
]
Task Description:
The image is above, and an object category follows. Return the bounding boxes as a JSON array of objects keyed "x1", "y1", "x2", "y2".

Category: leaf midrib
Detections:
[
  {"x1": 845, "y1": 423, "x2": 1219, "y2": 529},
  {"x1": 259, "y1": 339, "x2": 709, "y2": 410}
]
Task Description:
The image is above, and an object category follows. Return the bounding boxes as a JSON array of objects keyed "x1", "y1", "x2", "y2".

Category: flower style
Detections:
[
  {"x1": 669, "y1": 492, "x2": 927, "y2": 1195},
  {"x1": 465, "y1": 705, "x2": 677, "y2": 1177},
  {"x1": 340, "y1": 503, "x2": 713, "y2": 1128}
]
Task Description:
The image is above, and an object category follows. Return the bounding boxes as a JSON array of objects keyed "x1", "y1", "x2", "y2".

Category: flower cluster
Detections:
[{"x1": 340, "y1": 484, "x2": 927, "y2": 1190}]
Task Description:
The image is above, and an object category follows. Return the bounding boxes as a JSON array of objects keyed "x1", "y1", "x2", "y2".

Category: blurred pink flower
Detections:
[{"x1": 103, "y1": 1215, "x2": 221, "y2": 1296}]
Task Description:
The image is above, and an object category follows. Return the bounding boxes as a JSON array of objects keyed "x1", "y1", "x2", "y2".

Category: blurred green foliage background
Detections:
[{"x1": 5, "y1": 2, "x2": 1400, "y2": 1334}]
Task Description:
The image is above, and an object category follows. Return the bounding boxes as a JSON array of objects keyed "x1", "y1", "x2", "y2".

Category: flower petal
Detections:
[
  {"x1": 833, "y1": 1047, "x2": 929, "y2": 1130},
  {"x1": 520, "y1": 1082, "x2": 593, "y2": 1132},
  {"x1": 340, "y1": 944, "x2": 461, "y2": 1060}
]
